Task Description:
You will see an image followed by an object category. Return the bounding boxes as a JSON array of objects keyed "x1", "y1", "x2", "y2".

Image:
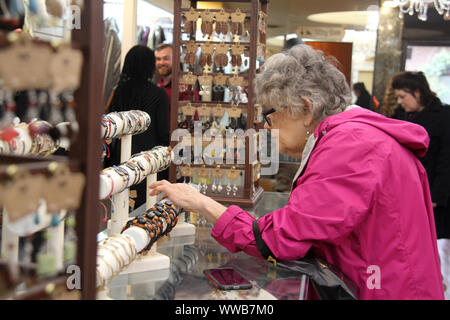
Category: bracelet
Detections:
[
  {"x1": 125, "y1": 162, "x2": 140, "y2": 186},
  {"x1": 100, "y1": 243, "x2": 125, "y2": 269},
  {"x1": 105, "y1": 237, "x2": 133, "y2": 265},
  {"x1": 107, "y1": 238, "x2": 132, "y2": 263},
  {"x1": 102, "y1": 170, "x2": 115, "y2": 198},
  {"x1": 110, "y1": 234, "x2": 137, "y2": 261},
  {"x1": 97, "y1": 254, "x2": 116, "y2": 279},
  {"x1": 96, "y1": 268, "x2": 106, "y2": 289},
  {"x1": 112, "y1": 165, "x2": 130, "y2": 192}
]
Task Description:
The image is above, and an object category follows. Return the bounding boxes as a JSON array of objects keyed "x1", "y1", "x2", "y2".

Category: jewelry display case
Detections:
[
  {"x1": 169, "y1": 0, "x2": 270, "y2": 207},
  {"x1": 0, "y1": 1, "x2": 104, "y2": 300}
]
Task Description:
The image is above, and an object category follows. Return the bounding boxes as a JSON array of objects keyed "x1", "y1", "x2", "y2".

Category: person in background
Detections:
[
  {"x1": 381, "y1": 73, "x2": 405, "y2": 118},
  {"x1": 155, "y1": 43, "x2": 198, "y2": 106},
  {"x1": 392, "y1": 71, "x2": 450, "y2": 240},
  {"x1": 149, "y1": 45, "x2": 444, "y2": 299},
  {"x1": 353, "y1": 82, "x2": 373, "y2": 111},
  {"x1": 284, "y1": 37, "x2": 305, "y2": 50},
  {"x1": 105, "y1": 45, "x2": 170, "y2": 209}
]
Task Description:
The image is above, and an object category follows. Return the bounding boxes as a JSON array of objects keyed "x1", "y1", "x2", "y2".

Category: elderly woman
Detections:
[{"x1": 149, "y1": 46, "x2": 444, "y2": 299}]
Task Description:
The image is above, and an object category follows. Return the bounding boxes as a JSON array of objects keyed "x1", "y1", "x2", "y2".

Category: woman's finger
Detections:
[
  {"x1": 149, "y1": 180, "x2": 170, "y2": 189},
  {"x1": 148, "y1": 184, "x2": 170, "y2": 196}
]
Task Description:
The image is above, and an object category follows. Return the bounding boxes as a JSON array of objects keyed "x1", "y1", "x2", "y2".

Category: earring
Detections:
[
  {"x1": 305, "y1": 128, "x2": 311, "y2": 141},
  {"x1": 232, "y1": 185, "x2": 238, "y2": 196}
]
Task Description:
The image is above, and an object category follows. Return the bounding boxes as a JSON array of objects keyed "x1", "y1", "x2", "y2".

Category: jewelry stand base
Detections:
[
  {"x1": 157, "y1": 222, "x2": 196, "y2": 250},
  {"x1": 210, "y1": 185, "x2": 264, "y2": 207},
  {"x1": 120, "y1": 251, "x2": 170, "y2": 276},
  {"x1": 105, "y1": 252, "x2": 170, "y2": 300}
]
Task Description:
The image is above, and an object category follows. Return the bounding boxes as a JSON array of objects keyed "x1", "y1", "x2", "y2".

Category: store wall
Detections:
[
  {"x1": 305, "y1": 41, "x2": 353, "y2": 84},
  {"x1": 358, "y1": 71, "x2": 374, "y2": 95}
]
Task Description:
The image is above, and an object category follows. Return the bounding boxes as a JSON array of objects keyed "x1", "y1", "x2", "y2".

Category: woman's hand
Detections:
[
  {"x1": 148, "y1": 180, "x2": 227, "y2": 223},
  {"x1": 148, "y1": 180, "x2": 204, "y2": 212}
]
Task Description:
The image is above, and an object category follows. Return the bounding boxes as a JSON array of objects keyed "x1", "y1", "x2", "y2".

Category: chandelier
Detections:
[{"x1": 389, "y1": 0, "x2": 450, "y2": 21}]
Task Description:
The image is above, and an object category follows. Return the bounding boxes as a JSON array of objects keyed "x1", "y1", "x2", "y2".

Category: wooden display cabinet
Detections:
[{"x1": 169, "y1": 0, "x2": 269, "y2": 207}]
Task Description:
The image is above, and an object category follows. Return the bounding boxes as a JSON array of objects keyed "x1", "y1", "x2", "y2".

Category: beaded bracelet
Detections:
[
  {"x1": 121, "y1": 200, "x2": 178, "y2": 254},
  {"x1": 122, "y1": 216, "x2": 161, "y2": 253}
]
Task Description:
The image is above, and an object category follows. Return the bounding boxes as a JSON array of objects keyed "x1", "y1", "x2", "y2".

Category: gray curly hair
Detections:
[{"x1": 255, "y1": 45, "x2": 352, "y2": 121}]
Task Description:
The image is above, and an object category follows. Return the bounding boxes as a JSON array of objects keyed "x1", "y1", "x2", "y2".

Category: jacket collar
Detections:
[{"x1": 290, "y1": 105, "x2": 359, "y2": 192}]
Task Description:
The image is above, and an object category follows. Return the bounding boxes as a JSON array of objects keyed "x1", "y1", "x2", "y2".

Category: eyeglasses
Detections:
[{"x1": 263, "y1": 108, "x2": 276, "y2": 127}]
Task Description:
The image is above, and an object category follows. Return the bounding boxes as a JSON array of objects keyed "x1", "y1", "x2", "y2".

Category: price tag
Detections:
[
  {"x1": 228, "y1": 75, "x2": 244, "y2": 87},
  {"x1": 181, "y1": 103, "x2": 195, "y2": 116},
  {"x1": 185, "y1": 7, "x2": 200, "y2": 21},
  {"x1": 50, "y1": 46, "x2": 83, "y2": 92},
  {"x1": 3, "y1": 170, "x2": 46, "y2": 223},
  {"x1": 182, "y1": 72, "x2": 197, "y2": 85},
  {"x1": 212, "y1": 167, "x2": 225, "y2": 179},
  {"x1": 0, "y1": 41, "x2": 52, "y2": 91},
  {"x1": 198, "y1": 104, "x2": 211, "y2": 117},
  {"x1": 226, "y1": 168, "x2": 240, "y2": 180},
  {"x1": 231, "y1": 8, "x2": 246, "y2": 23},
  {"x1": 231, "y1": 43, "x2": 245, "y2": 55},
  {"x1": 214, "y1": 73, "x2": 228, "y2": 86},
  {"x1": 197, "y1": 167, "x2": 211, "y2": 178},
  {"x1": 216, "y1": 8, "x2": 230, "y2": 22},
  {"x1": 45, "y1": 164, "x2": 85, "y2": 212},
  {"x1": 180, "y1": 166, "x2": 194, "y2": 177},
  {"x1": 198, "y1": 75, "x2": 213, "y2": 86},
  {"x1": 201, "y1": 41, "x2": 214, "y2": 54},
  {"x1": 186, "y1": 40, "x2": 198, "y2": 53},
  {"x1": 215, "y1": 42, "x2": 230, "y2": 55},
  {"x1": 228, "y1": 106, "x2": 242, "y2": 118},
  {"x1": 213, "y1": 104, "x2": 225, "y2": 117},
  {"x1": 200, "y1": 9, "x2": 215, "y2": 22}
]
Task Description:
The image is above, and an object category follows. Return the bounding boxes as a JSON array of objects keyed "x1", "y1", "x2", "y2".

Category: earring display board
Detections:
[
  {"x1": 170, "y1": 0, "x2": 269, "y2": 207},
  {"x1": 0, "y1": 1, "x2": 104, "y2": 300}
]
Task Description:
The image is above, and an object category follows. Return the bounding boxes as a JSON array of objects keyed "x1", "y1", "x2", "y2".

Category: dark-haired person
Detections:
[
  {"x1": 353, "y1": 82, "x2": 373, "y2": 111},
  {"x1": 284, "y1": 37, "x2": 305, "y2": 51},
  {"x1": 106, "y1": 45, "x2": 170, "y2": 209},
  {"x1": 392, "y1": 71, "x2": 450, "y2": 240}
]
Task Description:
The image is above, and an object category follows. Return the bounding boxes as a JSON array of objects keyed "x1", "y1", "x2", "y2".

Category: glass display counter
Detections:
[{"x1": 103, "y1": 192, "x2": 310, "y2": 300}]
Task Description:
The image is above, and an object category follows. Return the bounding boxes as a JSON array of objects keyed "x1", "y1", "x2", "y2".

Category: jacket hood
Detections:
[{"x1": 315, "y1": 106, "x2": 430, "y2": 157}]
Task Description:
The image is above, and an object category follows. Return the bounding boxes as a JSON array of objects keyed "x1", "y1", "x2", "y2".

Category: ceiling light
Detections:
[
  {"x1": 307, "y1": 11, "x2": 379, "y2": 31},
  {"x1": 382, "y1": 1, "x2": 399, "y2": 7}
]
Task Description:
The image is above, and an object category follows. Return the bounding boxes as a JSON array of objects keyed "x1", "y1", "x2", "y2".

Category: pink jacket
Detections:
[{"x1": 212, "y1": 106, "x2": 444, "y2": 300}]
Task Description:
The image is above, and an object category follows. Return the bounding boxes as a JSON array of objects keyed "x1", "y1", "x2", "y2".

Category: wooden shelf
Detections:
[{"x1": 170, "y1": 0, "x2": 268, "y2": 208}]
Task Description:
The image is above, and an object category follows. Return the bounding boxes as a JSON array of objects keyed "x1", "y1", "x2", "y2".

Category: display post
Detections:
[
  {"x1": 121, "y1": 0, "x2": 138, "y2": 67},
  {"x1": 108, "y1": 135, "x2": 132, "y2": 235},
  {"x1": 0, "y1": 212, "x2": 19, "y2": 263}
]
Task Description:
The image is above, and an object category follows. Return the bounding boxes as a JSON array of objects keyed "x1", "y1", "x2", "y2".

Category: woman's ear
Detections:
[
  {"x1": 414, "y1": 89, "x2": 421, "y2": 100},
  {"x1": 300, "y1": 96, "x2": 314, "y2": 126}
]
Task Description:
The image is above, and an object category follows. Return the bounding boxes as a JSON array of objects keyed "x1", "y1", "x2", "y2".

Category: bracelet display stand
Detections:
[{"x1": 97, "y1": 111, "x2": 196, "y2": 299}]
